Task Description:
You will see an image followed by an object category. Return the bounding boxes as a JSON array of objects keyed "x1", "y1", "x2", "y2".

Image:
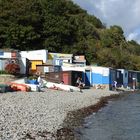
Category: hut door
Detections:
[
  {"x1": 63, "y1": 73, "x2": 69, "y2": 85},
  {"x1": 85, "y1": 70, "x2": 91, "y2": 86}
]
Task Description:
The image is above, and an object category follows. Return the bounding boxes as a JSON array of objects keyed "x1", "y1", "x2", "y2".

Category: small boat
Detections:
[
  {"x1": 11, "y1": 78, "x2": 40, "y2": 92},
  {"x1": 24, "y1": 83, "x2": 40, "y2": 92},
  {"x1": 11, "y1": 78, "x2": 81, "y2": 92},
  {"x1": 44, "y1": 81, "x2": 80, "y2": 92},
  {"x1": 0, "y1": 84, "x2": 11, "y2": 93},
  {"x1": 10, "y1": 83, "x2": 30, "y2": 92}
]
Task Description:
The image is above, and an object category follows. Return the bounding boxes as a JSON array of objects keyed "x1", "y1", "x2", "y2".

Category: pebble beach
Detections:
[{"x1": 0, "y1": 89, "x2": 119, "y2": 139}]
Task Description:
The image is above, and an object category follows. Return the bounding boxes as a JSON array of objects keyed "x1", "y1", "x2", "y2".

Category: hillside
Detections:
[{"x1": 0, "y1": 0, "x2": 140, "y2": 70}]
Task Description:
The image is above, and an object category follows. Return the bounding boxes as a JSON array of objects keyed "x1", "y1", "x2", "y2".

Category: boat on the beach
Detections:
[
  {"x1": 10, "y1": 78, "x2": 81, "y2": 92},
  {"x1": 10, "y1": 78, "x2": 40, "y2": 92},
  {"x1": 0, "y1": 84, "x2": 11, "y2": 93},
  {"x1": 43, "y1": 81, "x2": 81, "y2": 92},
  {"x1": 10, "y1": 83, "x2": 30, "y2": 92}
]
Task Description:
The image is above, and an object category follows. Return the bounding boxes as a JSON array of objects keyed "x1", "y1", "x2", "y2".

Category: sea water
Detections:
[{"x1": 75, "y1": 93, "x2": 140, "y2": 140}]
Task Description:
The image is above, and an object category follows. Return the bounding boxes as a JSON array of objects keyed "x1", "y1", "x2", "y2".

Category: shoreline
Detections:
[
  {"x1": 55, "y1": 90, "x2": 138, "y2": 140},
  {"x1": 55, "y1": 93, "x2": 123, "y2": 140},
  {"x1": 0, "y1": 89, "x2": 130, "y2": 139}
]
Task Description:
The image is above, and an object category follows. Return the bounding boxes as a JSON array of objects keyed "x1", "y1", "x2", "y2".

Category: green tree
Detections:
[
  {"x1": 0, "y1": 0, "x2": 140, "y2": 70},
  {"x1": 0, "y1": 0, "x2": 43, "y2": 50}
]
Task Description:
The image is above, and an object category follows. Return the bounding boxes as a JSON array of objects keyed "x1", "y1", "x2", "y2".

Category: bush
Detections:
[
  {"x1": 28, "y1": 75, "x2": 37, "y2": 80},
  {"x1": 0, "y1": 70, "x2": 9, "y2": 74},
  {"x1": 5, "y1": 63, "x2": 20, "y2": 75}
]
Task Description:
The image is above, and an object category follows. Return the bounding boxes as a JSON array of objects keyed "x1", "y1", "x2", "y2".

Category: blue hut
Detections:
[
  {"x1": 118, "y1": 69, "x2": 128, "y2": 88},
  {"x1": 90, "y1": 66, "x2": 118, "y2": 90},
  {"x1": 128, "y1": 70, "x2": 138, "y2": 89}
]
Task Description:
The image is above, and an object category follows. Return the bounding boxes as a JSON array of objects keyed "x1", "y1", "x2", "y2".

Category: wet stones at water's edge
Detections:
[{"x1": 57, "y1": 94, "x2": 121, "y2": 140}]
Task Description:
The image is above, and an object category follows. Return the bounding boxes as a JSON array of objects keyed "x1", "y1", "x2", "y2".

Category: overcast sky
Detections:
[{"x1": 72, "y1": 0, "x2": 140, "y2": 44}]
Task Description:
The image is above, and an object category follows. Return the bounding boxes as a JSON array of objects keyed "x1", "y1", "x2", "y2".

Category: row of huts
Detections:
[{"x1": 0, "y1": 49, "x2": 140, "y2": 90}]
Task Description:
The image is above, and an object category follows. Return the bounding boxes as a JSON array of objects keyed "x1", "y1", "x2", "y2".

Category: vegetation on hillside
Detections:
[{"x1": 0, "y1": 0, "x2": 140, "y2": 70}]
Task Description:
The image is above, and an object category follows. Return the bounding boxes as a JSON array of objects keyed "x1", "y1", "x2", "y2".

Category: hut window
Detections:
[
  {"x1": 129, "y1": 73, "x2": 131, "y2": 78},
  {"x1": 117, "y1": 72, "x2": 119, "y2": 78}
]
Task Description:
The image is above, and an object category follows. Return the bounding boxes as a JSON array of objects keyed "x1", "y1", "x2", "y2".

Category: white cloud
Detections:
[
  {"x1": 72, "y1": 0, "x2": 140, "y2": 43},
  {"x1": 127, "y1": 32, "x2": 138, "y2": 41},
  {"x1": 127, "y1": 32, "x2": 140, "y2": 43}
]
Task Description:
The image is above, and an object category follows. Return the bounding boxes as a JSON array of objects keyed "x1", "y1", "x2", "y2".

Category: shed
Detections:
[
  {"x1": 116, "y1": 69, "x2": 123, "y2": 87},
  {"x1": 19, "y1": 58, "x2": 30, "y2": 75},
  {"x1": 137, "y1": 71, "x2": 140, "y2": 89},
  {"x1": 118, "y1": 69, "x2": 128, "y2": 88},
  {"x1": 91, "y1": 66, "x2": 118, "y2": 90},
  {"x1": 48, "y1": 53, "x2": 73, "y2": 66},
  {"x1": 0, "y1": 59, "x2": 7, "y2": 71},
  {"x1": 30, "y1": 60, "x2": 43, "y2": 70},
  {"x1": 0, "y1": 49, "x2": 20, "y2": 59},
  {"x1": 45, "y1": 71, "x2": 83, "y2": 86},
  {"x1": 73, "y1": 55, "x2": 86, "y2": 66},
  {"x1": 20, "y1": 49, "x2": 48, "y2": 63},
  {"x1": 62, "y1": 65, "x2": 91, "y2": 86},
  {"x1": 36, "y1": 64, "x2": 61, "y2": 75},
  {"x1": 128, "y1": 70, "x2": 137, "y2": 89}
]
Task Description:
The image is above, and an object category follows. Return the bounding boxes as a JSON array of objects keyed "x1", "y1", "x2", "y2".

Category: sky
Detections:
[{"x1": 72, "y1": 0, "x2": 140, "y2": 44}]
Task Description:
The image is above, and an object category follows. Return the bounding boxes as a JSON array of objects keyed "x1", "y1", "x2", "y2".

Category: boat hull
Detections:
[{"x1": 45, "y1": 81, "x2": 80, "y2": 92}]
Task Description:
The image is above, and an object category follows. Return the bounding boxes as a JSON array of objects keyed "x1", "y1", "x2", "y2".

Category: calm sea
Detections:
[{"x1": 75, "y1": 93, "x2": 140, "y2": 140}]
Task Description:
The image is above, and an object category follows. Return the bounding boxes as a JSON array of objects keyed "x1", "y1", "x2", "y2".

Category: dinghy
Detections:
[
  {"x1": 43, "y1": 81, "x2": 80, "y2": 92},
  {"x1": 10, "y1": 83, "x2": 30, "y2": 92},
  {"x1": 11, "y1": 78, "x2": 40, "y2": 92}
]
